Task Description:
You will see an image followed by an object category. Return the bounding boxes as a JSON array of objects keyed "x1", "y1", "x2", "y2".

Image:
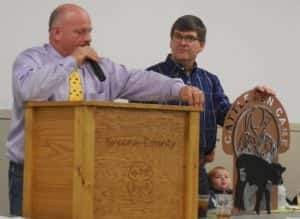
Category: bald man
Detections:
[{"x1": 6, "y1": 4, "x2": 204, "y2": 216}]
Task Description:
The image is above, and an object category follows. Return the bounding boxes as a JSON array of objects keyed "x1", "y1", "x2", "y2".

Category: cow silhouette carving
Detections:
[{"x1": 234, "y1": 154, "x2": 286, "y2": 214}]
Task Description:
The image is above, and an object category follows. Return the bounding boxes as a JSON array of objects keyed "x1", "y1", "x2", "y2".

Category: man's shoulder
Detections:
[
  {"x1": 21, "y1": 45, "x2": 46, "y2": 54},
  {"x1": 17, "y1": 45, "x2": 47, "y2": 59},
  {"x1": 146, "y1": 61, "x2": 166, "y2": 72},
  {"x1": 196, "y1": 67, "x2": 215, "y2": 76}
]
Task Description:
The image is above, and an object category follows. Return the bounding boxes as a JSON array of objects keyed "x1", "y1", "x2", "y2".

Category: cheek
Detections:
[
  {"x1": 70, "y1": 35, "x2": 80, "y2": 42},
  {"x1": 190, "y1": 43, "x2": 202, "y2": 53},
  {"x1": 64, "y1": 32, "x2": 79, "y2": 42},
  {"x1": 170, "y1": 41, "x2": 176, "y2": 50},
  {"x1": 227, "y1": 179, "x2": 232, "y2": 185},
  {"x1": 213, "y1": 179, "x2": 221, "y2": 186},
  {"x1": 193, "y1": 47, "x2": 202, "y2": 55},
  {"x1": 61, "y1": 35, "x2": 73, "y2": 44}
]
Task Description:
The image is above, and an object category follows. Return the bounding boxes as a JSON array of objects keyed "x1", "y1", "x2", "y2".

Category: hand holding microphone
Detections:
[
  {"x1": 87, "y1": 58, "x2": 106, "y2": 81},
  {"x1": 71, "y1": 46, "x2": 106, "y2": 81}
]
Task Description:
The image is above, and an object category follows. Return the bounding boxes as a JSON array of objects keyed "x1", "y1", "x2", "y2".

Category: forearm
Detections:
[{"x1": 118, "y1": 69, "x2": 184, "y2": 102}]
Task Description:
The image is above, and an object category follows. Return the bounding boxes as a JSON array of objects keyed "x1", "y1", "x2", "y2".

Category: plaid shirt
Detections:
[{"x1": 147, "y1": 54, "x2": 231, "y2": 156}]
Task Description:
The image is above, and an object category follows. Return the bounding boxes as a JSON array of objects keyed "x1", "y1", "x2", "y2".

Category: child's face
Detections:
[{"x1": 211, "y1": 169, "x2": 232, "y2": 191}]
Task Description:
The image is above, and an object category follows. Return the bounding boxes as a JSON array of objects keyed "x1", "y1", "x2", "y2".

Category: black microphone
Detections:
[{"x1": 88, "y1": 59, "x2": 106, "y2": 81}]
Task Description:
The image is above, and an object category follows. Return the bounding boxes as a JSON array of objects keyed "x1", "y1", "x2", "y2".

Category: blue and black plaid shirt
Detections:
[{"x1": 147, "y1": 54, "x2": 231, "y2": 156}]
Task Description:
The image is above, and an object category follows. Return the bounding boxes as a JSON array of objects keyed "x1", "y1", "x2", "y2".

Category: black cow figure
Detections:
[{"x1": 234, "y1": 154, "x2": 286, "y2": 214}]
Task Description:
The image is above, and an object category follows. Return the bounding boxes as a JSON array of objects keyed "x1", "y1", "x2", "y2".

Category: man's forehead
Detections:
[{"x1": 173, "y1": 30, "x2": 197, "y2": 35}]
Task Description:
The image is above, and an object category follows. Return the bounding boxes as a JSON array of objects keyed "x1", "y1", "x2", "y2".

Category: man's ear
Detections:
[
  {"x1": 51, "y1": 27, "x2": 62, "y2": 41},
  {"x1": 199, "y1": 41, "x2": 206, "y2": 50},
  {"x1": 200, "y1": 41, "x2": 205, "y2": 49},
  {"x1": 196, "y1": 41, "x2": 205, "y2": 54}
]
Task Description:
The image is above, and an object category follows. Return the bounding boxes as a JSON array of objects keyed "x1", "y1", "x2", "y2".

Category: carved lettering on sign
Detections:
[
  {"x1": 222, "y1": 90, "x2": 289, "y2": 162},
  {"x1": 105, "y1": 136, "x2": 176, "y2": 151}
]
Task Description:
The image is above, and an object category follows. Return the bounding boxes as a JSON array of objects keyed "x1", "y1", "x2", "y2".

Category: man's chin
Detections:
[{"x1": 173, "y1": 55, "x2": 189, "y2": 63}]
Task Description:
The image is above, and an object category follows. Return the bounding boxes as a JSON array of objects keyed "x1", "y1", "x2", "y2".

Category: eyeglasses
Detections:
[{"x1": 172, "y1": 33, "x2": 199, "y2": 43}]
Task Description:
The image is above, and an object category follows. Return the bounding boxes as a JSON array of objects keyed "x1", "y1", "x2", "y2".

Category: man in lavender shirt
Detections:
[{"x1": 6, "y1": 3, "x2": 205, "y2": 216}]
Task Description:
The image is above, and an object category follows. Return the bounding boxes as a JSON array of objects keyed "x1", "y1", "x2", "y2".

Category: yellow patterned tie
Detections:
[{"x1": 69, "y1": 70, "x2": 83, "y2": 101}]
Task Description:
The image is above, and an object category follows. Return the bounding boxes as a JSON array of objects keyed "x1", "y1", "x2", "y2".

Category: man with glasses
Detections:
[
  {"x1": 142, "y1": 15, "x2": 275, "y2": 217},
  {"x1": 146, "y1": 14, "x2": 228, "y2": 207}
]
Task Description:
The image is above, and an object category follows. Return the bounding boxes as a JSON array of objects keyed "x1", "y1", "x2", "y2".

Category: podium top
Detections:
[{"x1": 25, "y1": 101, "x2": 203, "y2": 112}]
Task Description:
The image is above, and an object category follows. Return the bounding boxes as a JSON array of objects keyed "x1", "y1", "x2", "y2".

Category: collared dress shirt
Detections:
[
  {"x1": 146, "y1": 54, "x2": 231, "y2": 157},
  {"x1": 6, "y1": 45, "x2": 185, "y2": 163}
]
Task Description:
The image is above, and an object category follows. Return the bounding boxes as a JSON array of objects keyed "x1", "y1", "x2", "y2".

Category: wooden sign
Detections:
[
  {"x1": 221, "y1": 89, "x2": 290, "y2": 213},
  {"x1": 222, "y1": 89, "x2": 289, "y2": 161}
]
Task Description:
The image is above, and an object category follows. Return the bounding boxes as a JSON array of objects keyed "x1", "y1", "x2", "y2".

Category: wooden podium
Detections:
[{"x1": 23, "y1": 101, "x2": 201, "y2": 219}]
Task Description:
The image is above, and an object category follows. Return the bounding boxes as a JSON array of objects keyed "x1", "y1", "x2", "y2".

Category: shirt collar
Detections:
[
  {"x1": 45, "y1": 43, "x2": 65, "y2": 60},
  {"x1": 45, "y1": 43, "x2": 89, "y2": 70},
  {"x1": 165, "y1": 54, "x2": 198, "y2": 74}
]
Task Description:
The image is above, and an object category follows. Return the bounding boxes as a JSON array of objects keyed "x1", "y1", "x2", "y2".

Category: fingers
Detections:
[
  {"x1": 255, "y1": 85, "x2": 276, "y2": 96},
  {"x1": 86, "y1": 47, "x2": 99, "y2": 62},
  {"x1": 190, "y1": 87, "x2": 204, "y2": 107},
  {"x1": 71, "y1": 46, "x2": 100, "y2": 66},
  {"x1": 179, "y1": 86, "x2": 205, "y2": 107}
]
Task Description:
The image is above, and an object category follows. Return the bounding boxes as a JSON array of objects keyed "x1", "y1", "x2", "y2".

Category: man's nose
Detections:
[
  {"x1": 178, "y1": 38, "x2": 189, "y2": 45},
  {"x1": 83, "y1": 32, "x2": 91, "y2": 43}
]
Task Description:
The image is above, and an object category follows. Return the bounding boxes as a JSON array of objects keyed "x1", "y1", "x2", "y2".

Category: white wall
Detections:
[{"x1": 0, "y1": 0, "x2": 300, "y2": 124}]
